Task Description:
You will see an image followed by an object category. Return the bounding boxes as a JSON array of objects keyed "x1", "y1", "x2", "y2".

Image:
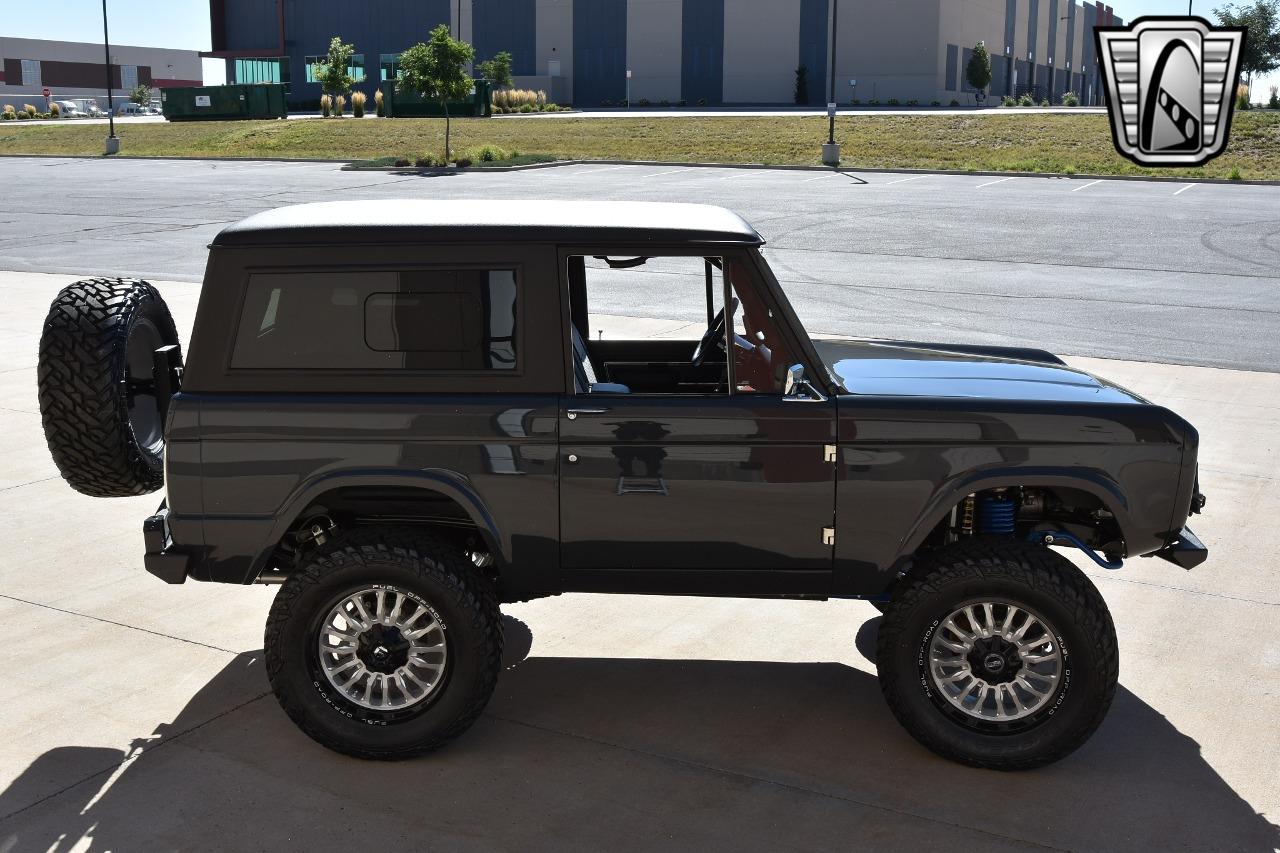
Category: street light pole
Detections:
[
  {"x1": 822, "y1": 0, "x2": 841, "y2": 165},
  {"x1": 102, "y1": 0, "x2": 118, "y2": 154}
]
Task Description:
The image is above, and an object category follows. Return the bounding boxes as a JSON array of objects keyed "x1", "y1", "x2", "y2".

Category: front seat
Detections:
[{"x1": 571, "y1": 325, "x2": 629, "y2": 394}]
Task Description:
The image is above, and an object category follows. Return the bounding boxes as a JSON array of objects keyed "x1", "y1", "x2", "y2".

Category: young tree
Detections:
[
  {"x1": 129, "y1": 84, "x2": 152, "y2": 106},
  {"x1": 966, "y1": 42, "x2": 993, "y2": 103},
  {"x1": 1214, "y1": 1, "x2": 1280, "y2": 86},
  {"x1": 477, "y1": 50, "x2": 513, "y2": 89},
  {"x1": 313, "y1": 36, "x2": 357, "y2": 109},
  {"x1": 397, "y1": 24, "x2": 476, "y2": 161},
  {"x1": 794, "y1": 65, "x2": 809, "y2": 105}
]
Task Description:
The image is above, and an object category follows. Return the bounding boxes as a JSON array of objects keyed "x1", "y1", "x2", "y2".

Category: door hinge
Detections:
[
  {"x1": 824, "y1": 444, "x2": 838, "y2": 463},
  {"x1": 822, "y1": 526, "x2": 835, "y2": 545}
]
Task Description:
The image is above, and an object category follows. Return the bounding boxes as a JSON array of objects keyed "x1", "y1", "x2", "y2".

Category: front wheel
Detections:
[
  {"x1": 876, "y1": 539, "x2": 1118, "y2": 770},
  {"x1": 264, "y1": 528, "x2": 503, "y2": 760}
]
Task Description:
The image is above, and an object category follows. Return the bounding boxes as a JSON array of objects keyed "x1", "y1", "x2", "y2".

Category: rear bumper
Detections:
[
  {"x1": 143, "y1": 505, "x2": 189, "y2": 584},
  {"x1": 1152, "y1": 525, "x2": 1208, "y2": 570}
]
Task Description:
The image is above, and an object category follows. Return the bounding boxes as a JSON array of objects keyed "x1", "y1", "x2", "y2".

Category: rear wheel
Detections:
[
  {"x1": 265, "y1": 528, "x2": 503, "y2": 760},
  {"x1": 876, "y1": 539, "x2": 1118, "y2": 770}
]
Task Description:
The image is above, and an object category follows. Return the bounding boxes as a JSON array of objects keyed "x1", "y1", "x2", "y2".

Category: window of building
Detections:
[
  {"x1": 306, "y1": 54, "x2": 366, "y2": 83},
  {"x1": 945, "y1": 44, "x2": 958, "y2": 91},
  {"x1": 234, "y1": 57, "x2": 290, "y2": 85},
  {"x1": 20, "y1": 59, "x2": 41, "y2": 86},
  {"x1": 380, "y1": 54, "x2": 401, "y2": 81},
  {"x1": 231, "y1": 269, "x2": 519, "y2": 371},
  {"x1": 121, "y1": 64, "x2": 139, "y2": 92}
]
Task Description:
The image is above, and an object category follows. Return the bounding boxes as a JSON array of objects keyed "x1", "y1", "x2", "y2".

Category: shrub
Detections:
[
  {"x1": 1062, "y1": 91, "x2": 1080, "y2": 107},
  {"x1": 1270, "y1": 85, "x2": 1279, "y2": 109},
  {"x1": 352, "y1": 91, "x2": 366, "y2": 117},
  {"x1": 335, "y1": 94, "x2": 346, "y2": 116},
  {"x1": 1039, "y1": 98, "x2": 1050, "y2": 107},
  {"x1": 678, "y1": 99, "x2": 687, "y2": 107},
  {"x1": 470, "y1": 144, "x2": 510, "y2": 162},
  {"x1": 394, "y1": 158, "x2": 411, "y2": 167},
  {"x1": 453, "y1": 157, "x2": 472, "y2": 168},
  {"x1": 697, "y1": 98, "x2": 707, "y2": 106},
  {"x1": 868, "y1": 98, "x2": 880, "y2": 106},
  {"x1": 887, "y1": 98, "x2": 900, "y2": 105},
  {"x1": 850, "y1": 98, "x2": 861, "y2": 105},
  {"x1": 620, "y1": 99, "x2": 629, "y2": 107},
  {"x1": 1017, "y1": 93, "x2": 1035, "y2": 107},
  {"x1": 1, "y1": 104, "x2": 15, "y2": 120},
  {"x1": 950, "y1": 98, "x2": 960, "y2": 107},
  {"x1": 600, "y1": 99, "x2": 613, "y2": 107},
  {"x1": 50, "y1": 102, "x2": 61, "y2": 118},
  {"x1": 794, "y1": 64, "x2": 809, "y2": 105},
  {"x1": 320, "y1": 94, "x2": 332, "y2": 117},
  {"x1": 907, "y1": 99, "x2": 919, "y2": 106},
  {"x1": 375, "y1": 89, "x2": 385, "y2": 117},
  {"x1": 931, "y1": 100, "x2": 941, "y2": 106},
  {"x1": 23, "y1": 104, "x2": 37, "y2": 118},
  {"x1": 518, "y1": 103, "x2": 534, "y2": 112},
  {"x1": 660, "y1": 98, "x2": 670, "y2": 107},
  {"x1": 1228, "y1": 165, "x2": 1243, "y2": 180},
  {"x1": 1236, "y1": 84, "x2": 1251, "y2": 110},
  {"x1": 637, "y1": 98, "x2": 651, "y2": 106},
  {"x1": 415, "y1": 155, "x2": 436, "y2": 167}
]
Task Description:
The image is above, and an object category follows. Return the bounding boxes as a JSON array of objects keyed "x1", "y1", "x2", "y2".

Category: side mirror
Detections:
[
  {"x1": 784, "y1": 363, "x2": 805, "y2": 396},
  {"x1": 784, "y1": 363, "x2": 825, "y2": 401}
]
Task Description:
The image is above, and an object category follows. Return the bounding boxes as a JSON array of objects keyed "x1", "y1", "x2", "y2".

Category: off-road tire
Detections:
[
  {"x1": 265, "y1": 528, "x2": 503, "y2": 760},
  {"x1": 37, "y1": 277, "x2": 180, "y2": 497},
  {"x1": 876, "y1": 539, "x2": 1118, "y2": 770}
]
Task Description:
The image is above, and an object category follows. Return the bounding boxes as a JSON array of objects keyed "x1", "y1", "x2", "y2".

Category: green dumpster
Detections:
[
  {"x1": 385, "y1": 80, "x2": 491, "y2": 118},
  {"x1": 161, "y1": 84, "x2": 288, "y2": 121}
]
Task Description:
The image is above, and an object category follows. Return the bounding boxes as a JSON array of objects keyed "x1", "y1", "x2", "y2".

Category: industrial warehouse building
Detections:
[
  {"x1": 0, "y1": 37, "x2": 202, "y2": 108},
  {"x1": 208, "y1": 0, "x2": 1120, "y2": 109}
]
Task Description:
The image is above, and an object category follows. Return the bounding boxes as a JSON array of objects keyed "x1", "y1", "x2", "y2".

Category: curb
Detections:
[{"x1": 2, "y1": 152, "x2": 1276, "y2": 186}]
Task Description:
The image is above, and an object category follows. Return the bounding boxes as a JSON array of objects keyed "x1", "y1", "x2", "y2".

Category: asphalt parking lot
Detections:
[
  {"x1": 0, "y1": 156, "x2": 1276, "y2": 370},
  {"x1": 1, "y1": 158, "x2": 1278, "y2": 851}
]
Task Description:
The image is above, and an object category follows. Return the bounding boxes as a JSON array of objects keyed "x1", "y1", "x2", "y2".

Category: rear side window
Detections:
[{"x1": 231, "y1": 269, "x2": 518, "y2": 371}]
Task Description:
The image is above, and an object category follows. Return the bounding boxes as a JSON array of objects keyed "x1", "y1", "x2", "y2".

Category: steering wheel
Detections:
[{"x1": 692, "y1": 298, "x2": 738, "y2": 367}]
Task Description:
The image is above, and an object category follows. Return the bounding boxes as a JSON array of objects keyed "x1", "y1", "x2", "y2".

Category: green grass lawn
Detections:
[{"x1": 2, "y1": 112, "x2": 1278, "y2": 179}]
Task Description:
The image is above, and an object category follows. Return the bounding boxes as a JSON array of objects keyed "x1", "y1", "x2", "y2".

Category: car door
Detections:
[{"x1": 557, "y1": 249, "x2": 836, "y2": 595}]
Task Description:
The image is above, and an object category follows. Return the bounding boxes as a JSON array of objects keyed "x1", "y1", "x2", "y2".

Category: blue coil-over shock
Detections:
[{"x1": 976, "y1": 492, "x2": 1017, "y2": 535}]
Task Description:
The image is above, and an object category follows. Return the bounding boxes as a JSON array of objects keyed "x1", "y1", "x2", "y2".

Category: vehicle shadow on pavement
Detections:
[{"x1": 1, "y1": 615, "x2": 1275, "y2": 852}]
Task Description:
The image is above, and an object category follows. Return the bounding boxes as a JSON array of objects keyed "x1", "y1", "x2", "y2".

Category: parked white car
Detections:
[{"x1": 56, "y1": 101, "x2": 84, "y2": 117}]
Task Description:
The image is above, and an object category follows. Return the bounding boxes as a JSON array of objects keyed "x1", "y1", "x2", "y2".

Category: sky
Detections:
[{"x1": 4, "y1": 0, "x2": 1275, "y2": 98}]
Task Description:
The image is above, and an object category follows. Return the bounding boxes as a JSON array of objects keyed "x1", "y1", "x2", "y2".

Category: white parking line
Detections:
[
  {"x1": 573, "y1": 164, "x2": 633, "y2": 175},
  {"x1": 883, "y1": 174, "x2": 929, "y2": 185},
  {"x1": 717, "y1": 171, "x2": 752, "y2": 180},
  {"x1": 802, "y1": 172, "x2": 838, "y2": 182},
  {"x1": 1071, "y1": 179, "x2": 1103, "y2": 192},
  {"x1": 1173, "y1": 183, "x2": 1197, "y2": 195},
  {"x1": 975, "y1": 176, "x2": 1016, "y2": 189},
  {"x1": 637, "y1": 168, "x2": 687, "y2": 178}
]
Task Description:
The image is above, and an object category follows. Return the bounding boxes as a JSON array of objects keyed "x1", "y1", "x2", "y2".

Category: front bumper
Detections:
[
  {"x1": 143, "y1": 505, "x2": 189, "y2": 584},
  {"x1": 1152, "y1": 525, "x2": 1208, "y2": 570}
]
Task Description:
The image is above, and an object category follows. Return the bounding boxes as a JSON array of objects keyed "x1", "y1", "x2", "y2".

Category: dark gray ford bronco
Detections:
[{"x1": 37, "y1": 200, "x2": 1206, "y2": 770}]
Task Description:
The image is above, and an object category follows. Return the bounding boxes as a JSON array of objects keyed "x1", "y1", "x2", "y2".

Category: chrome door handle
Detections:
[{"x1": 566, "y1": 408, "x2": 609, "y2": 420}]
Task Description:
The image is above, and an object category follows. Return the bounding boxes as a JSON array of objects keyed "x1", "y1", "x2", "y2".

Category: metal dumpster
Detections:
[
  {"x1": 160, "y1": 84, "x2": 288, "y2": 121},
  {"x1": 385, "y1": 80, "x2": 491, "y2": 118}
]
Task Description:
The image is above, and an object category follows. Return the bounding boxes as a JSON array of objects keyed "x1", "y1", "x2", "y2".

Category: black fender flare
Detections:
[
  {"x1": 893, "y1": 466, "x2": 1133, "y2": 564},
  {"x1": 247, "y1": 467, "x2": 504, "y2": 581}
]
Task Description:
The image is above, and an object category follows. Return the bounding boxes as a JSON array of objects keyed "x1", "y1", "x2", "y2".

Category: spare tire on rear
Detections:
[{"x1": 38, "y1": 278, "x2": 181, "y2": 497}]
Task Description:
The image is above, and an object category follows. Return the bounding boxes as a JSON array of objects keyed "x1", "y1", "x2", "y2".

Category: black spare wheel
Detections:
[{"x1": 38, "y1": 278, "x2": 181, "y2": 497}]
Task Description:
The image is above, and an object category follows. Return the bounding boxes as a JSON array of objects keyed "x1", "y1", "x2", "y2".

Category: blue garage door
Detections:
[
  {"x1": 574, "y1": 0, "x2": 627, "y2": 105},
  {"x1": 682, "y1": 0, "x2": 723, "y2": 105},
  {"x1": 474, "y1": 0, "x2": 536, "y2": 76}
]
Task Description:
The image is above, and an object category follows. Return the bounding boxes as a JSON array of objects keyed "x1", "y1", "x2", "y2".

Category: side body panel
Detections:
[{"x1": 833, "y1": 396, "x2": 1187, "y2": 595}]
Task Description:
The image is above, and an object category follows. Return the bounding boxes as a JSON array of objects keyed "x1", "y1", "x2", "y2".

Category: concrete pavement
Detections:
[{"x1": 1, "y1": 271, "x2": 1276, "y2": 851}]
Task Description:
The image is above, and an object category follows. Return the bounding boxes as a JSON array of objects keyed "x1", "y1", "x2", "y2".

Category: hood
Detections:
[{"x1": 813, "y1": 339, "x2": 1148, "y2": 404}]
